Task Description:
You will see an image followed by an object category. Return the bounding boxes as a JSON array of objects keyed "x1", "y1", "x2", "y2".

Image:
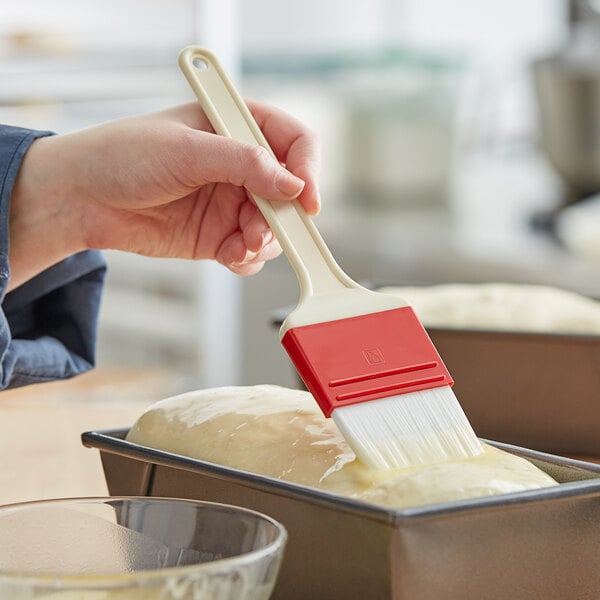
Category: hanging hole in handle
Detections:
[{"x1": 192, "y1": 58, "x2": 209, "y2": 71}]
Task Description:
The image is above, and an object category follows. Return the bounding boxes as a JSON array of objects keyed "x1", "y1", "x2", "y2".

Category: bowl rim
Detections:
[{"x1": 0, "y1": 496, "x2": 287, "y2": 589}]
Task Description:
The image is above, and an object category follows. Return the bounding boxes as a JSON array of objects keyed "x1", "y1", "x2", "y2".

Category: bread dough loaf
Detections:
[
  {"x1": 378, "y1": 283, "x2": 600, "y2": 334},
  {"x1": 126, "y1": 385, "x2": 557, "y2": 509}
]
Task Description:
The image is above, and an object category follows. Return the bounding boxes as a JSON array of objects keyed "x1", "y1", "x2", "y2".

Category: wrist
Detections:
[{"x1": 8, "y1": 135, "x2": 87, "y2": 290}]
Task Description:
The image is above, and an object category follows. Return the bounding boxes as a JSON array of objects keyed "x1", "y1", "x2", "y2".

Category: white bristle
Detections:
[{"x1": 331, "y1": 386, "x2": 483, "y2": 471}]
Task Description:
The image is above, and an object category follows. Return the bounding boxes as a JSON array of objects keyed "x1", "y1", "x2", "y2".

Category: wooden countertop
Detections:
[{"x1": 0, "y1": 368, "x2": 176, "y2": 506}]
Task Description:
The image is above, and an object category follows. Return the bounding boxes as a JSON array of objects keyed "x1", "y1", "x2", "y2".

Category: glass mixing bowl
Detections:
[{"x1": 0, "y1": 496, "x2": 286, "y2": 599}]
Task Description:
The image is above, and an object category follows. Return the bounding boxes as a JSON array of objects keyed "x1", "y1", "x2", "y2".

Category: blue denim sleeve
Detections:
[{"x1": 0, "y1": 124, "x2": 107, "y2": 389}]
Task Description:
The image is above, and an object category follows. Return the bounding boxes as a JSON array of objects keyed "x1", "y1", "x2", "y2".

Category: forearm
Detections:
[{"x1": 8, "y1": 135, "x2": 86, "y2": 292}]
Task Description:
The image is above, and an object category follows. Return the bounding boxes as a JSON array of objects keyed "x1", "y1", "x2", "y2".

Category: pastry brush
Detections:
[{"x1": 178, "y1": 47, "x2": 483, "y2": 470}]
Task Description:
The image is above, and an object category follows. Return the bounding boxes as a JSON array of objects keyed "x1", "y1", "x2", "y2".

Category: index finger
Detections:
[{"x1": 246, "y1": 100, "x2": 322, "y2": 215}]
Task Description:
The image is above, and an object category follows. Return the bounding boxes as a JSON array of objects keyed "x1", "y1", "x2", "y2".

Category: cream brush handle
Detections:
[{"x1": 178, "y1": 46, "x2": 358, "y2": 302}]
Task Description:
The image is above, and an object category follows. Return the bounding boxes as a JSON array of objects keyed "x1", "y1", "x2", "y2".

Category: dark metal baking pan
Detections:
[
  {"x1": 83, "y1": 428, "x2": 600, "y2": 600},
  {"x1": 426, "y1": 327, "x2": 600, "y2": 456}
]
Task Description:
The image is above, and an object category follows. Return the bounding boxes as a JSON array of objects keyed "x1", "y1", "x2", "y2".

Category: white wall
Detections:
[{"x1": 0, "y1": 0, "x2": 194, "y2": 49}]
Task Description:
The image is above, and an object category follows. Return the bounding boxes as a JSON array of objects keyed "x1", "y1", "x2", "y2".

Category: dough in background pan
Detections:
[{"x1": 379, "y1": 283, "x2": 600, "y2": 334}]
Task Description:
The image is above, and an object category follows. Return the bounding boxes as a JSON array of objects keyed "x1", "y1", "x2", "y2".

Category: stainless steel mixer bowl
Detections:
[{"x1": 533, "y1": 52, "x2": 600, "y2": 195}]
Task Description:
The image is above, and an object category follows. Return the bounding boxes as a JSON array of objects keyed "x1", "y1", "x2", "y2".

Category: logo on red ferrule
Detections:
[{"x1": 362, "y1": 348, "x2": 385, "y2": 365}]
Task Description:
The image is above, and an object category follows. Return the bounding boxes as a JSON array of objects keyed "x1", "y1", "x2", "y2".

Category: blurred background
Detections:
[{"x1": 2, "y1": 0, "x2": 600, "y2": 394}]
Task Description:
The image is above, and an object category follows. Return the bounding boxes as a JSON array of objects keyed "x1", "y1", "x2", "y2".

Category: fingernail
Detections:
[
  {"x1": 261, "y1": 230, "x2": 274, "y2": 246},
  {"x1": 222, "y1": 252, "x2": 242, "y2": 267},
  {"x1": 229, "y1": 249, "x2": 253, "y2": 267},
  {"x1": 276, "y1": 169, "x2": 305, "y2": 197},
  {"x1": 314, "y1": 191, "x2": 322, "y2": 213}
]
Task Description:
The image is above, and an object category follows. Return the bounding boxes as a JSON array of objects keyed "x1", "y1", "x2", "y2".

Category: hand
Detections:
[{"x1": 9, "y1": 101, "x2": 321, "y2": 289}]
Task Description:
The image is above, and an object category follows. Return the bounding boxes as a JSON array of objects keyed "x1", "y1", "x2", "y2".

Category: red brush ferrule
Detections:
[{"x1": 281, "y1": 306, "x2": 453, "y2": 417}]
